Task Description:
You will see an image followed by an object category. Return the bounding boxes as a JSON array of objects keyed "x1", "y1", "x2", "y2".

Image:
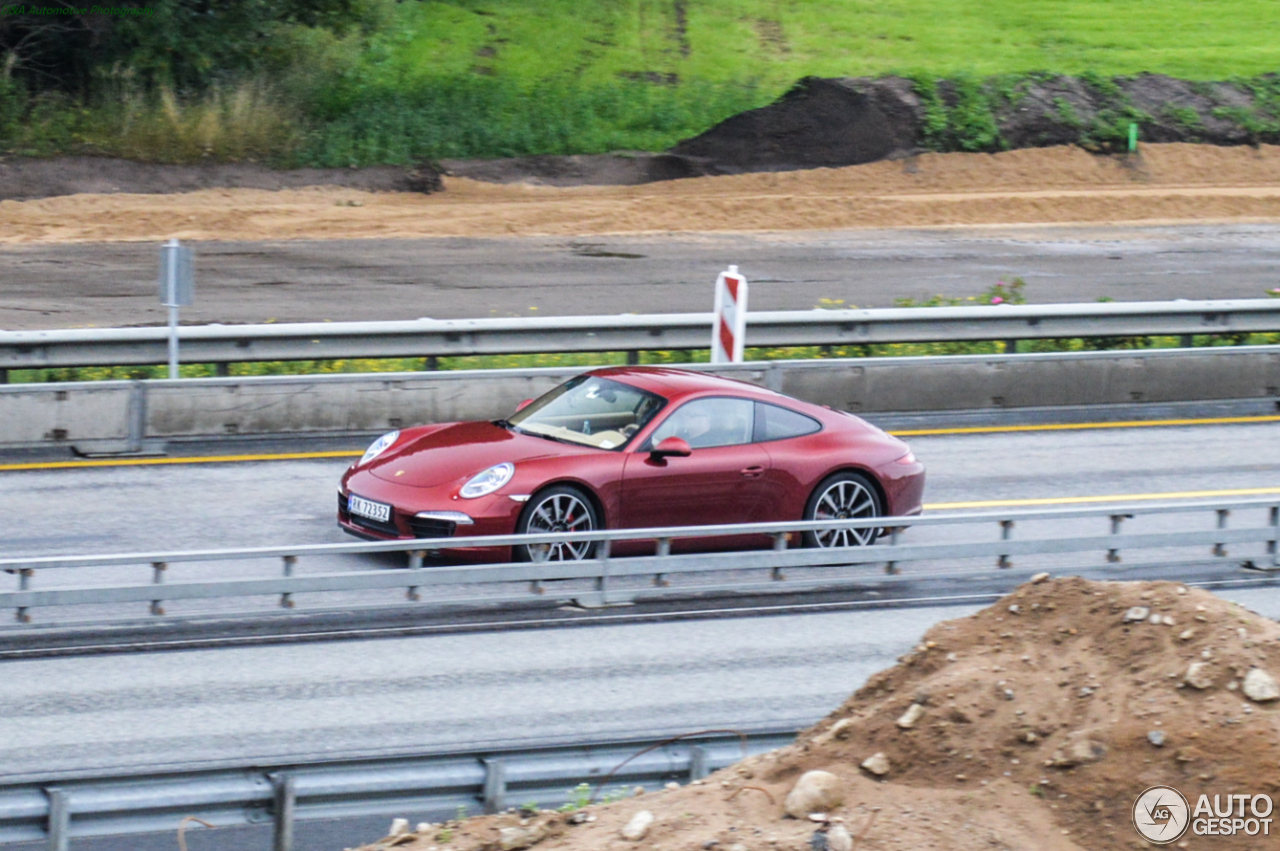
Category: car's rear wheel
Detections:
[
  {"x1": 802, "y1": 472, "x2": 882, "y2": 548},
  {"x1": 516, "y1": 485, "x2": 600, "y2": 562}
]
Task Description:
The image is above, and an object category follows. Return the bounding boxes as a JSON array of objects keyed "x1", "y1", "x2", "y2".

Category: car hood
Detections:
[{"x1": 364, "y1": 421, "x2": 580, "y2": 488}]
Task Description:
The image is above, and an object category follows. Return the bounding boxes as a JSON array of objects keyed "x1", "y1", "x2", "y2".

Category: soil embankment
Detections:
[
  {"x1": 4, "y1": 144, "x2": 1280, "y2": 244},
  {"x1": 351, "y1": 578, "x2": 1280, "y2": 851}
]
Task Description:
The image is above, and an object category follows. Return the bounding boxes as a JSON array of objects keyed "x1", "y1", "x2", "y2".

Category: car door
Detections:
[{"x1": 619, "y1": 397, "x2": 772, "y2": 546}]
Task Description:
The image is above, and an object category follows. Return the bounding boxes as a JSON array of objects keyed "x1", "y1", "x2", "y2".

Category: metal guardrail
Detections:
[
  {"x1": 3, "y1": 500, "x2": 1277, "y2": 626},
  {"x1": 0, "y1": 726, "x2": 799, "y2": 850},
  {"x1": 2, "y1": 299, "x2": 1278, "y2": 370}
]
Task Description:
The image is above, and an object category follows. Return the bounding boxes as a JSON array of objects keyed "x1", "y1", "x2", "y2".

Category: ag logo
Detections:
[{"x1": 1133, "y1": 785, "x2": 1191, "y2": 844}]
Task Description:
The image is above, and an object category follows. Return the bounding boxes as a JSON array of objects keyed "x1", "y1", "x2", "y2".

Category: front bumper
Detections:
[{"x1": 337, "y1": 477, "x2": 525, "y2": 560}]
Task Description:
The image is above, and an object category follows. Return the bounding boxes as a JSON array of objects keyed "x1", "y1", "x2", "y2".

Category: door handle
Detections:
[{"x1": 740, "y1": 465, "x2": 765, "y2": 478}]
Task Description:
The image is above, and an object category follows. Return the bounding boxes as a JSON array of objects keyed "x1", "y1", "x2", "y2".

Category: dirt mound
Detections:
[
  {"x1": 668, "y1": 76, "x2": 922, "y2": 172},
  {"x1": 355, "y1": 578, "x2": 1280, "y2": 851},
  {"x1": 0, "y1": 156, "x2": 442, "y2": 202}
]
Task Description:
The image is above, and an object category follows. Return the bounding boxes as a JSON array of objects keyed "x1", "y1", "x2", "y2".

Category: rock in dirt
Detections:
[
  {"x1": 388, "y1": 819, "x2": 410, "y2": 837},
  {"x1": 1243, "y1": 668, "x2": 1280, "y2": 702},
  {"x1": 826, "y1": 823, "x2": 853, "y2": 851},
  {"x1": 784, "y1": 770, "x2": 844, "y2": 817},
  {"x1": 620, "y1": 811, "x2": 654, "y2": 841},
  {"x1": 860, "y1": 752, "x2": 891, "y2": 777},
  {"x1": 1123, "y1": 606, "x2": 1151, "y2": 623},
  {"x1": 1186, "y1": 661, "x2": 1217, "y2": 689},
  {"x1": 896, "y1": 703, "x2": 926, "y2": 729},
  {"x1": 1051, "y1": 734, "x2": 1107, "y2": 767},
  {"x1": 1148, "y1": 730, "x2": 1167, "y2": 747}
]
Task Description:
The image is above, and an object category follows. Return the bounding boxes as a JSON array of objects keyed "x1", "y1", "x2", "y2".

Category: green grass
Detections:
[
  {"x1": 9, "y1": 0, "x2": 1280, "y2": 165},
  {"x1": 385, "y1": 0, "x2": 1280, "y2": 88}
]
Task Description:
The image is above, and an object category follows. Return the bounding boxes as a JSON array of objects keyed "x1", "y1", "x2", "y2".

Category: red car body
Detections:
[{"x1": 338, "y1": 367, "x2": 924, "y2": 559}]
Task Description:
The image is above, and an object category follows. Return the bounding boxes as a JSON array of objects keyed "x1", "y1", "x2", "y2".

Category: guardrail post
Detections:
[
  {"x1": 406, "y1": 550, "x2": 424, "y2": 601},
  {"x1": 149, "y1": 562, "x2": 166, "y2": 616},
  {"x1": 1107, "y1": 514, "x2": 1131, "y2": 563},
  {"x1": 626, "y1": 351, "x2": 640, "y2": 366},
  {"x1": 270, "y1": 774, "x2": 296, "y2": 851},
  {"x1": 885, "y1": 527, "x2": 900, "y2": 575},
  {"x1": 688, "y1": 745, "x2": 708, "y2": 782},
  {"x1": 596, "y1": 541, "x2": 613, "y2": 604},
  {"x1": 1269, "y1": 505, "x2": 1278, "y2": 569},
  {"x1": 280, "y1": 556, "x2": 296, "y2": 608},
  {"x1": 653, "y1": 538, "x2": 671, "y2": 588},
  {"x1": 482, "y1": 759, "x2": 506, "y2": 814},
  {"x1": 997, "y1": 520, "x2": 1014, "y2": 569},
  {"x1": 16, "y1": 568, "x2": 32, "y2": 623},
  {"x1": 44, "y1": 787, "x2": 69, "y2": 851},
  {"x1": 1214, "y1": 509, "x2": 1230, "y2": 557}
]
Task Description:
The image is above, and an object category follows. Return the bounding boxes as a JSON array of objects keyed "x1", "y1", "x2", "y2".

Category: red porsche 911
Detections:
[{"x1": 338, "y1": 367, "x2": 924, "y2": 561}]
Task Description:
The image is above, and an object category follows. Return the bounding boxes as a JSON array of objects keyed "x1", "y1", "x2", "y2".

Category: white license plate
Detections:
[{"x1": 348, "y1": 494, "x2": 392, "y2": 523}]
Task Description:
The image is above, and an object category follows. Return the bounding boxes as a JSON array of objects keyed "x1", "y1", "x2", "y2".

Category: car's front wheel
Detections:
[
  {"x1": 802, "y1": 471, "x2": 882, "y2": 548},
  {"x1": 515, "y1": 485, "x2": 600, "y2": 562}
]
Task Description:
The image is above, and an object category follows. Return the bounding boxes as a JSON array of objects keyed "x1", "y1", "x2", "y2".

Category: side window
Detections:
[
  {"x1": 754, "y1": 402, "x2": 822, "y2": 442},
  {"x1": 648, "y1": 397, "x2": 754, "y2": 449}
]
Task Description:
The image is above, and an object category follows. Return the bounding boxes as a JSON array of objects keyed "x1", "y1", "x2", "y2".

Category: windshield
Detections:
[{"x1": 506, "y1": 375, "x2": 666, "y2": 450}]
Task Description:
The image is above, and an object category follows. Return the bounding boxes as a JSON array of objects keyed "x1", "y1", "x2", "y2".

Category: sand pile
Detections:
[{"x1": 353, "y1": 577, "x2": 1280, "y2": 851}]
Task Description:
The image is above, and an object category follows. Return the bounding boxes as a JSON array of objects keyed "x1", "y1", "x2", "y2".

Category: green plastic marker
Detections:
[{"x1": 1128, "y1": 122, "x2": 1138, "y2": 152}]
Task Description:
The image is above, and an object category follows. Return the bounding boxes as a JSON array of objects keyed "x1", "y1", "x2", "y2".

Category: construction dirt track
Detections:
[{"x1": 4, "y1": 144, "x2": 1280, "y2": 245}]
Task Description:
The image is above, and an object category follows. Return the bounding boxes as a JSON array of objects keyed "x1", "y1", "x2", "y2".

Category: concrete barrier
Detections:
[{"x1": 2, "y1": 347, "x2": 1277, "y2": 453}]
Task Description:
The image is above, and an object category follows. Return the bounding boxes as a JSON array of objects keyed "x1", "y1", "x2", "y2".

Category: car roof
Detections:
[{"x1": 587, "y1": 366, "x2": 785, "y2": 404}]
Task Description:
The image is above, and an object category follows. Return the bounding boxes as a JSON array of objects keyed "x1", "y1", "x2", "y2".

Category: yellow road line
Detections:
[
  {"x1": 0, "y1": 414, "x2": 1275, "y2": 472},
  {"x1": 890, "y1": 414, "x2": 1280, "y2": 437},
  {"x1": 0, "y1": 450, "x2": 361, "y2": 472},
  {"x1": 926, "y1": 486, "x2": 1280, "y2": 510}
]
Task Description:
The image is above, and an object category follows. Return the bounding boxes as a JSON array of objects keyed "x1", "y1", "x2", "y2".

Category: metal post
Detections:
[
  {"x1": 45, "y1": 787, "x2": 69, "y2": 851},
  {"x1": 688, "y1": 745, "x2": 708, "y2": 781},
  {"x1": 0, "y1": 368, "x2": 7, "y2": 384},
  {"x1": 150, "y1": 562, "x2": 166, "y2": 616},
  {"x1": 626, "y1": 350, "x2": 640, "y2": 366},
  {"x1": 280, "y1": 556, "x2": 296, "y2": 608},
  {"x1": 997, "y1": 520, "x2": 1014, "y2": 569},
  {"x1": 16, "y1": 568, "x2": 32, "y2": 623},
  {"x1": 596, "y1": 540, "x2": 612, "y2": 604},
  {"x1": 654, "y1": 538, "x2": 670, "y2": 587},
  {"x1": 407, "y1": 551, "x2": 423, "y2": 601},
  {"x1": 482, "y1": 759, "x2": 506, "y2": 814},
  {"x1": 1263, "y1": 503, "x2": 1280, "y2": 566},
  {"x1": 1107, "y1": 514, "x2": 1128, "y2": 563},
  {"x1": 1003, "y1": 339, "x2": 1017, "y2": 354},
  {"x1": 885, "y1": 526, "x2": 900, "y2": 575},
  {"x1": 270, "y1": 775, "x2": 296, "y2": 851},
  {"x1": 1214, "y1": 509, "x2": 1230, "y2": 557},
  {"x1": 215, "y1": 363, "x2": 231, "y2": 377},
  {"x1": 167, "y1": 304, "x2": 180, "y2": 379}
]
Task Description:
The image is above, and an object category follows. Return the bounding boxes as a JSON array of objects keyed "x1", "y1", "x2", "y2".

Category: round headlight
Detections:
[
  {"x1": 359, "y1": 430, "x2": 400, "y2": 466},
  {"x1": 460, "y1": 462, "x2": 515, "y2": 498}
]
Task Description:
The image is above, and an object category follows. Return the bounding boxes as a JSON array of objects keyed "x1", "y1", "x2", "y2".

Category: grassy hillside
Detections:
[
  {"x1": 388, "y1": 0, "x2": 1280, "y2": 86},
  {"x1": 4, "y1": 0, "x2": 1280, "y2": 165}
]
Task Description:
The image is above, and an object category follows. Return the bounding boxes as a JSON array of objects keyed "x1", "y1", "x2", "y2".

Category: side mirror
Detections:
[
  {"x1": 515, "y1": 398, "x2": 534, "y2": 412},
  {"x1": 649, "y1": 436, "x2": 692, "y2": 459}
]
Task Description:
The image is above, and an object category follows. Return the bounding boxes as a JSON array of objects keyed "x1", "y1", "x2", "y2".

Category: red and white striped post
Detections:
[{"x1": 710, "y1": 265, "x2": 748, "y2": 364}]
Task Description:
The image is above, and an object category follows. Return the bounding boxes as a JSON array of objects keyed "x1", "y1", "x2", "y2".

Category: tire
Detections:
[
  {"x1": 802, "y1": 472, "x2": 883, "y2": 548},
  {"x1": 515, "y1": 485, "x2": 600, "y2": 562}
]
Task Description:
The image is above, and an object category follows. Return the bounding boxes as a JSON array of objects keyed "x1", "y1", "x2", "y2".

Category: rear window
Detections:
[{"x1": 754, "y1": 402, "x2": 821, "y2": 442}]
